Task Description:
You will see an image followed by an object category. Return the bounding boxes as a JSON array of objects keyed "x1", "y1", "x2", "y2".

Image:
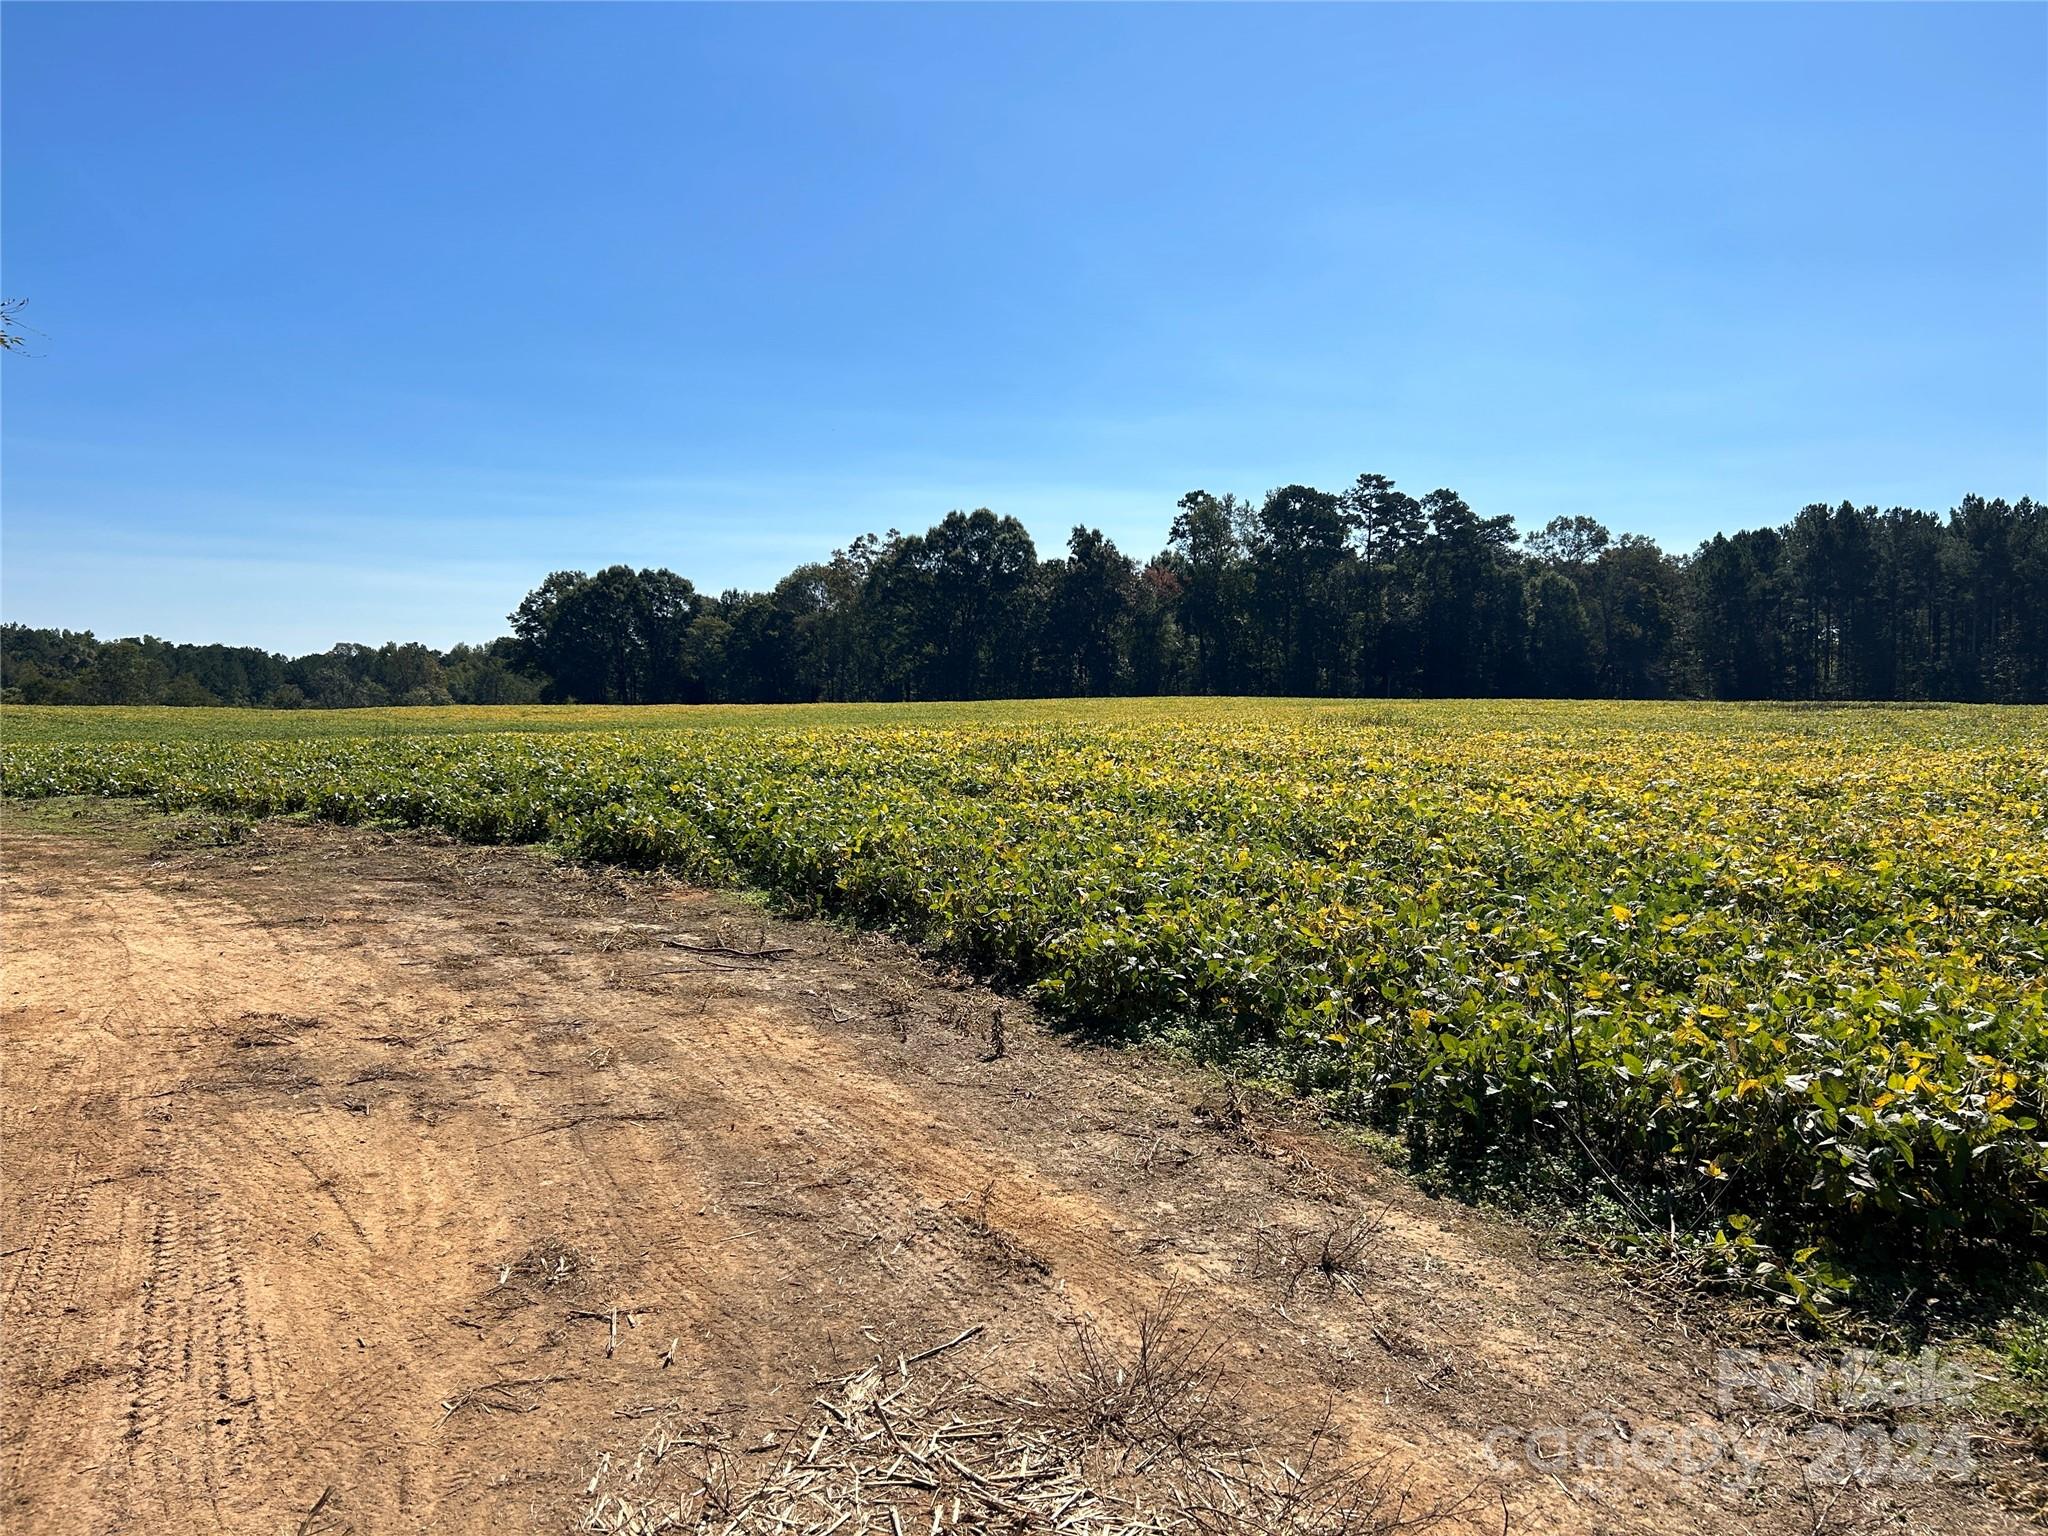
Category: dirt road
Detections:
[{"x1": 0, "y1": 806, "x2": 2028, "y2": 1534}]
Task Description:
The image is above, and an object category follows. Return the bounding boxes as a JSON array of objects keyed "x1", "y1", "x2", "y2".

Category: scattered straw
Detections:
[{"x1": 582, "y1": 1341, "x2": 1466, "y2": 1535}]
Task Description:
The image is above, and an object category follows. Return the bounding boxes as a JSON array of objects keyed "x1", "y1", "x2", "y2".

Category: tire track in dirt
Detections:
[
  {"x1": 3, "y1": 848, "x2": 466, "y2": 1531},
  {"x1": 0, "y1": 833, "x2": 809, "y2": 1534}
]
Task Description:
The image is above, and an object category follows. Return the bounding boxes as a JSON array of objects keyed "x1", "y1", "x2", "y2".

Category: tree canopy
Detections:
[{"x1": 6, "y1": 481, "x2": 2042, "y2": 707}]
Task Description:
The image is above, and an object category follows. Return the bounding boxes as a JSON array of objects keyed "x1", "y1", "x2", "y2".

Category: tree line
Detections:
[{"x1": 6, "y1": 479, "x2": 2043, "y2": 707}]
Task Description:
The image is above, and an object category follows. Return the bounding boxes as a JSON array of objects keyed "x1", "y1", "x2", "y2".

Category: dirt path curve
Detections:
[{"x1": 0, "y1": 811, "x2": 2022, "y2": 1535}]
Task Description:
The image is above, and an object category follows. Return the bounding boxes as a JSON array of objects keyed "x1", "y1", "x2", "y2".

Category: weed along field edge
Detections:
[{"x1": 3, "y1": 697, "x2": 2046, "y2": 1533}]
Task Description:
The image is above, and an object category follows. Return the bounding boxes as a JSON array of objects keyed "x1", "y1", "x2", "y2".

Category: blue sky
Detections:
[{"x1": 4, "y1": 3, "x2": 2043, "y2": 653}]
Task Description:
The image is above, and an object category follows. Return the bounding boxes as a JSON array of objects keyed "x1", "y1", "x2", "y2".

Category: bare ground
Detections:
[{"x1": 1, "y1": 803, "x2": 2037, "y2": 1535}]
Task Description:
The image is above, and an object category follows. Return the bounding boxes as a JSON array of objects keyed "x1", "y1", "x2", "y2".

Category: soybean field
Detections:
[{"x1": 6, "y1": 697, "x2": 2044, "y2": 1307}]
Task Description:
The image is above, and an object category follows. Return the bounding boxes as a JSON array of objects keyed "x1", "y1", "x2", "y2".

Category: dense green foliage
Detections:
[
  {"x1": 7, "y1": 698, "x2": 2043, "y2": 1307},
  {"x1": 0, "y1": 630, "x2": 540, "y2": 710},
  {"x1": 7, "y1": 482, "x2": 2043, "y2": 708}
]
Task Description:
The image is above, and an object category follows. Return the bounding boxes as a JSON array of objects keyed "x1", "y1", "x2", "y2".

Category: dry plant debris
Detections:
[
  {"x1": 583, "y1": 1359, "x2": 1462, "y2": 1536},
  {"x1": 584, "y1": 1306, "x2": 1473, "y2": 1536}
]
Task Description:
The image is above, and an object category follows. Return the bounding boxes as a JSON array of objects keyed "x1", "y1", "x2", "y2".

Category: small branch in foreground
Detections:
[
  {"x1": 661, "y1": 937, "x2": 794, "y2": 960},
  {"x1": 438, "y1": 1373, "x2": 565, "y2": 1425}
]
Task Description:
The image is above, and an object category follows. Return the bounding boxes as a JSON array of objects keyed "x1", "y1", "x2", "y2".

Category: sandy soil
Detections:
[{"x1": 1, "y1": 805, "x2": 2033, "y2": 1535}]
